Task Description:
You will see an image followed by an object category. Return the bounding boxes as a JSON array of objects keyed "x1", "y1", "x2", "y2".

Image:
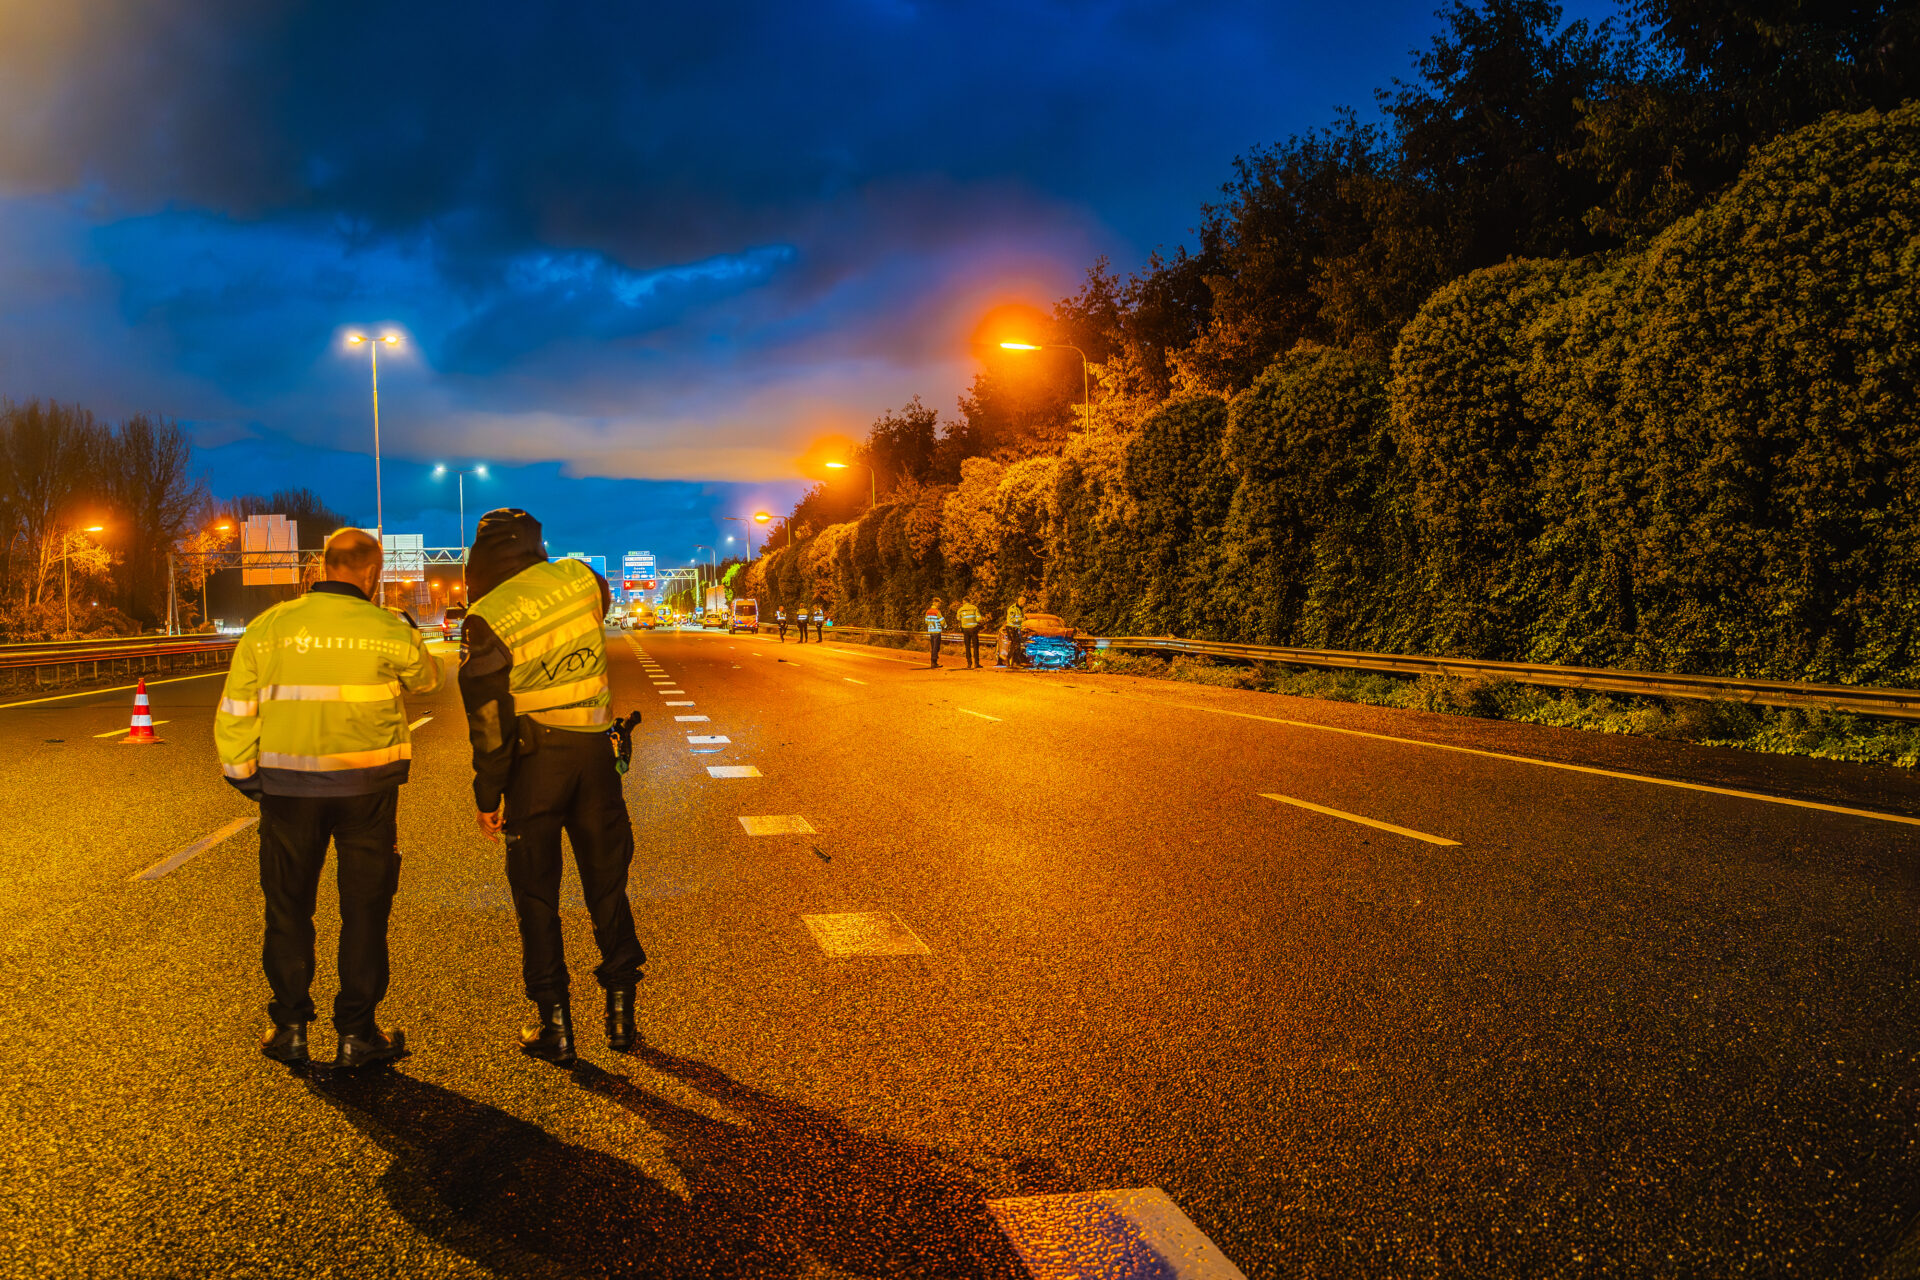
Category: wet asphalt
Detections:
[{"x1": 0, "y1": 628, "x2": 1916, "y2": 1279}]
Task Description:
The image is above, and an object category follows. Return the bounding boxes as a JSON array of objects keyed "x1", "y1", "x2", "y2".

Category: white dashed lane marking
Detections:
[
  {"x1": 658, "y1": 690, "x2": 686, "y2": 695},
  {"x1": 739, "y1": 815, "x2": 816, "y2": 836},
  {"x1": 666, "y1": 701, "x2": 695, "y2": 706},
  {"x1": 957, "y1": 709, "x2": 1001, "y2": 722},
  {"x1": 708, "y1": 765, "x2": 762, "y2": 778},
  {"x1": 131, "y1": 815, "x2": 260, "y2": 883},
  {"x1": 407, "y1": 715, "x2": 432, "y2": 730},
  {"x1": 688, "y1": 735, "x2": 731, "y2": 745},
  {"x1": 1259, "y1": 793, "x2": 1459, "y2": 846},
  {"x1": 988, "y1": 1188, "x2": 1248, "y2": 1280},
  {"x1": 843, "y1": 678, "x2": 866, "y2": 685},
  {"x1": 801, "y1": 912, "x2": 931, "y2": 957},
  {"x1": 674, "y1": 715, "x2": 710, "y2": 722}
]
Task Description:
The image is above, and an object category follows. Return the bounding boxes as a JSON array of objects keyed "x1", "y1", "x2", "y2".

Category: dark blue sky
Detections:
[{"x1": 0, "y1": 0, "x2": 1614, "y2": 566}]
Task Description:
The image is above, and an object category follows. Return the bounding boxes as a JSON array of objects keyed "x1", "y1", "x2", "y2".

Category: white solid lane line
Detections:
[
  {"x1": 94, "y1": 721, "x2": 171, "y2": 737},
  {"x1": 131, "y1": 814, "x2": 259, "y2": 882},
  {"x1": 708, "y1": 765, "x2": 761, "y2": 778},
  {"x1": 1259, "y1": 793, "x2": 1460, "y2": 846},
  {"x1": 408, "y1": 715, "x2": 433, "y2": 730},
  {"x1": 0, "y1": 668, "x2": 226, "y2": 710},
  {"x1": 957, "y1": 709, "x2": 1001, "y2": 722},
  {"x1": 1124, "y1": 692, "x2": 1920, "y2": 830}
]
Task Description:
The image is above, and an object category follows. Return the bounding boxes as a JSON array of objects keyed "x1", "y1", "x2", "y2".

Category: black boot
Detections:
[
  {"x1": 605, "y1": 987, "x2": 638, "y2": 1053},
  {"x1": 335, "y1": 1026, "x2": 406, "y2": 1069},
  {"x1": 260, "y1": 1022, "x2": 308, "y2": 1064},
  {"x1": 520, "y1": 1000, "x2": 576, "y2": 1064}
]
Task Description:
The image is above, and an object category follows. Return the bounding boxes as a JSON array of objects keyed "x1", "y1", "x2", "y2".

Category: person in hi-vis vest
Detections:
[
  {"x1": 775, "y1": 606, "x2": 788, "y2": 642},
  {"x1": 1002, "y1": 595, "x2": 1028, "y2": 668},
  {"x1": 812, "y1": 602, "x2": 826, "y2": 642},
  {"x1": 216, "y1": 527, "x2": 443, "y2": 1070},
  {"x1": 925, "y1": 598, "x2": 947, "y2": 668},
  {"x1": 460, "y1": 509, "x2": 646, "y2": 1065},
  {"x1": 956, "y1": 596, "x2": 983, "y2": 669}
]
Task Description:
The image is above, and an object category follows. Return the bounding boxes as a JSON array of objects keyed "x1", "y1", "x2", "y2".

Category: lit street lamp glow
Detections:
[
  {"x1": 1000, "y1": 339, "x2": 1092, "y2": 430},
  {"x1": 824, "y1": 459, "x2": 876, "y2": 507}
]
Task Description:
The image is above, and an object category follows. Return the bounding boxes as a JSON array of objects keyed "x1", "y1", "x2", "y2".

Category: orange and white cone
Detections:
[{"x1": 122, "y1": 677, "x2": 163, "y2": 744}]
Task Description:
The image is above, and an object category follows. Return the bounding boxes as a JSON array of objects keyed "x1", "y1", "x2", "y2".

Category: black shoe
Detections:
[
  {"x1": 260, "y1": 1023, "x2": 308, "y2": 1063},
  {"x1": 335, "y1": 1026, "x2": 406, "y2": 1069},
  {"x1": 605, "y1": 987, "x2": 639, "y2": 1053},
  {"x1": 520, "y1": 1000, "x2": 576, "y2": 1064}
]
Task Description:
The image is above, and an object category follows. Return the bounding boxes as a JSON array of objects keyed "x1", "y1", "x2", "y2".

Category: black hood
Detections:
[{"x1": 465, "y1": 508, "x2": 546, "y2": 603}]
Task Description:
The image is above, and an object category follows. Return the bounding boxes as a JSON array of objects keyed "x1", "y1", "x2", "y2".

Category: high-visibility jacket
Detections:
[
  {"x1": 1005, "y1": 603, "x2": 1025, "y2": 629},
  {"x1": 216, "y1": 585, "x2": 442, "y2": 796},
  {"x1": 925, "y1": 608, "x2": 945, "y2": 633},
  {"x1": 468, "y1": 557, "x2": 611, "y2": 731},
  {"x1": 776, "y1": 609, "x2": 785, "y2": 620},
  {"x1": 957, "y1": 602, "x2": 981, "y2": 628}
]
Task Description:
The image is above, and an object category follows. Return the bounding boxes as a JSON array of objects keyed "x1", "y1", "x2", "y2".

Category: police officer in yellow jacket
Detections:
[
  {"x1": 216, "y1": 528, "x2": 443, "y2": 1069},
  {"x1": 459, "y1": 509, "x2": 645, "y2": 1065},
  {"x1": 956, "y1": 596, "x2": 983, "y2": 669}
]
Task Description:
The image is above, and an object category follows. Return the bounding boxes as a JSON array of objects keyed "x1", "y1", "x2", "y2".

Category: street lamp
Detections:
[
  {"x1": 201, "y1": 520, "x2": 234, "y2": 630},
  {"x1": 58, "y1": 524, "x2": 106, "y2": 637},
  {"x1": 432, "y1": 463, "x2": 489, "y2": 550},
  {"x1": 346, "y1": 329, "x2": 401, "y2": 601},
  {"x1": 1000, "y1": 340, "x2": 1092, "y2": 430},
  {"x1": 824, "y1": 459, "x2": 876, "y2": 507},
  {"x1": 721, "y1": 515, "x2": 760, "y2": 559}
]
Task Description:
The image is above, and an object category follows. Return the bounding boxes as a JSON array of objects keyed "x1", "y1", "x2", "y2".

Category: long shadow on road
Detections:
[{"x1": 308, "y1": 1048, "x2": 1033, "y2": 1279}]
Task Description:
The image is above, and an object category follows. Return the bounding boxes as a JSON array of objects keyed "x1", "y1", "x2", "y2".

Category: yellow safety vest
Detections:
[
  {"x1": 1005, "y1": 604, "x2": 1025, "y2": 628},
  {"x1": 957, "y1": 603, "x2": 981, "y2": 628},
  {"x1": 215, "y1": 588, "x2": 442, "y2": 795},
  {"x1": 469, "y1": 558, "x2": 611, "y2": 730}
]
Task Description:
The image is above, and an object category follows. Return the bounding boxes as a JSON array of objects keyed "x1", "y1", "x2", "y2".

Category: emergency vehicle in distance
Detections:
[{"x1": 728, "y1": 598, "x2": 758, "y2": 634}]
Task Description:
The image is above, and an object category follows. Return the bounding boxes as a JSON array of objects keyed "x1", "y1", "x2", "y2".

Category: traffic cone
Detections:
[{"x1": 122, "y1": 677, "x2": 163, "y2": 744}]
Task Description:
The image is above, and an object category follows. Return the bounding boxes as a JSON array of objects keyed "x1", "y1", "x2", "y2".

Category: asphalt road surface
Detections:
[{"x1": 2, "y1": 627, "x2": 1917, "y2": 1279}]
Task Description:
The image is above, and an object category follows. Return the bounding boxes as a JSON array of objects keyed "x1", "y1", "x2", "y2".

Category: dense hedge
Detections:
[{"x1": 745, "y1": 104, "x2": 1920, "y2": 684}]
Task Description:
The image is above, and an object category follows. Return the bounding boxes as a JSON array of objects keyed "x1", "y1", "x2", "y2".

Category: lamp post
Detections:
[
  {"x1": 346, "y1": 330, "x2": 401, "y2": 603},
  {"x1": 58, "y1": 524, "x2": 106, "y2": 637},
  {"x1": 433, "y1": 464, "x2": 488, "y2": 549},
  {"x1": 722, "y1": 515, "x2": 760, "y2": 560},
  {"x1": 202, "y1": 520, "x2": 233, "y2": 630},
  {"x1": 824, "y1": 459, "x2": 876, "y2": 507},
  {"x1": 1000, "y1": 340, "x2": 1092, "y2": 430}
]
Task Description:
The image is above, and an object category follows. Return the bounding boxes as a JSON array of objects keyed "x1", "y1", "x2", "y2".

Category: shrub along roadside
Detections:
[{"x1": 1085, "y1": 652, "x2": 1920, "y2": 770}]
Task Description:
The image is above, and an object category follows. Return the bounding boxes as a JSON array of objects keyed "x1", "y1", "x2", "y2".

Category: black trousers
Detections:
[
  {"x1": 928, "y1": 632, "x2": 943, "y2": 665},
  {"x1": 1003, "y1": 627, "x2": 1024, "y2": 666},
  {"x1": 259, "y1": 788, "x2": 401, "y2": 1035},
  {"x1": 503, "y1": 723, "x2": 647, "y2": 1003},
  {"x1": 814, "y1": 621, "x2": 824, "y2": 641},
  {"x1": 795, "y1": 621, "x2": 806, "y2": 643},
  {"x1": 777, "y1": 620, "x2": 787, "y2": 641},
  {"x1": 961, "y1": 628, "x2": 981, "y2": 666}
]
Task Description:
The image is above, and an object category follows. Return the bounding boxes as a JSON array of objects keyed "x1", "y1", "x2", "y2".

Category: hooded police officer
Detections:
[{"x1": 459, "y1": 509, "x2": 646, "y2": 1064}]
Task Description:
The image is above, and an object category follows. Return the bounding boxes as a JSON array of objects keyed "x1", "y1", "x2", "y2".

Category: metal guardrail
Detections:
[
  {"x1": 759, "y1": 623, "x2": 1920, "y2": 721},
  {"x1": 0, "y1": 637, "x2": 238, "y2": 692}
]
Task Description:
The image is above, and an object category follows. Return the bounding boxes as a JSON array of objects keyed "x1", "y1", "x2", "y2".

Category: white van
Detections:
[{"x1": 729, "y1": 598, "x2": 759, "y2": 634}]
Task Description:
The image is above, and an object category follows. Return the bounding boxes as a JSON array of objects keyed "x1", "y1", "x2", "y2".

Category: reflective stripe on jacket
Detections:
[
  {"x1": 1005, "y1": 605, "x2": 1025, "y2": 629},
  {"x1": 215, "y1": 588, "x2": 442, "y2": 796},
  {"x1": 468, "y1": 557, "x2": 612, "y2": 731},
  {"x1": 925, "y1": 610, "x2": 944, "y2": 633},
  {"x1": 957, "y1": 603, "x2": 981, "y2": 628}
]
